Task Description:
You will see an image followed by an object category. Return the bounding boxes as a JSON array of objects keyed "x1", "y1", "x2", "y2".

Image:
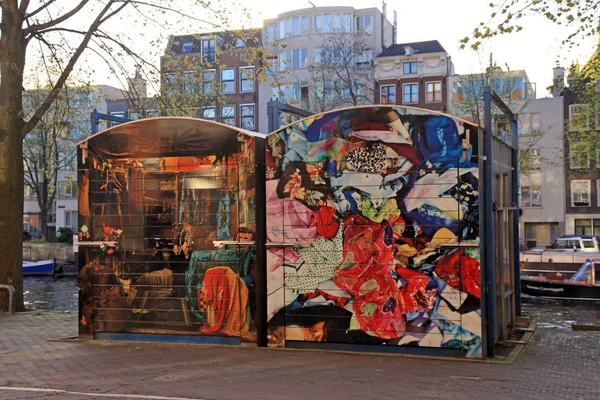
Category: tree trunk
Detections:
[
  {"x1": 0, "y1": 3, "x2": 27, "y2": 312},
  {"x1": 0, "y1": 125, "x2": 25, "y2": 312},
  {"x1": 40, "y1": 208, "x2": 48, "y2": 242}
]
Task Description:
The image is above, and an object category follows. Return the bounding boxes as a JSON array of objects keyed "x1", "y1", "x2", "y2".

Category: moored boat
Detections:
[
  {"x1": 23, "y1": 259, "x2": 55, "y2": 276},
  {"x1": 521, "y1": 260, "x2": 600, "y2": 301}
]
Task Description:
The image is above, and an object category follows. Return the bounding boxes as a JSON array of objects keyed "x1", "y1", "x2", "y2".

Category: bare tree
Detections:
[
  {"x1": 307, "y1": 29, "x2": 374, "y2": 112},
  {"x1": 0, "y1": 0, "x2": 252, "y2": 311}
]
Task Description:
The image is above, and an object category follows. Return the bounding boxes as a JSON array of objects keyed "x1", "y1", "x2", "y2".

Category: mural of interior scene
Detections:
[
  {"x1": 78, "y1": 119, "x2": 258, "y2": 343},
  {"x1": 265, "y1": 106, "x2": 483, "y2": 358}
]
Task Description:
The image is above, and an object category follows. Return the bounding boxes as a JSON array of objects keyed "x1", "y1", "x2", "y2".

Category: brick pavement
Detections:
[{"x1": 0, "y1": 302, "x2": 599, "y2": 400}]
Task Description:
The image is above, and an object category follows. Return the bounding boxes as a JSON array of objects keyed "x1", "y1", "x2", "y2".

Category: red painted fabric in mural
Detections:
[
  {"x1": 199, "y1": 266, "x2": 250, "y2": 336},
  {"x1": 434, "y1": 250, "x2": 481, "y2": 298},
  {"x1": 314, "y1": 205, "x2": 339, "y2": 239}
]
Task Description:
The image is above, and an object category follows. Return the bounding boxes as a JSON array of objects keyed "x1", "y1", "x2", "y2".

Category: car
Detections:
[
  {"x1": 23, "y1": 231, "x2": 32, "y2": 241},
  {"x1": 550, "y1": 235, "x2": 600, "y2": 252}
]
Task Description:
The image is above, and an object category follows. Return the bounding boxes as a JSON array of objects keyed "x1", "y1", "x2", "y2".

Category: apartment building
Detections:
[
  {"x1": 160, "y1": 29, "x2": 261, "y2": 131},
  {"x1": 558, "y1": 44, "x2": 600, "y2": 235},
  {"x1": 518, "y1": 96, "x2": 566, "y2": 248},
  {"x1": 374, "y1": 40, "x2": 454, "y2": 112},
  {"x1": 258, "y1": 5, "x2": 395, "y2": 133}
]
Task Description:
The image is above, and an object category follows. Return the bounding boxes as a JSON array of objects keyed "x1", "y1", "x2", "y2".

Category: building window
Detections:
[
  {"x1": 221, "y1": 68, "x2": 235, "y2": 94},
  {"x1": 183, "y1": 71, "x2": 198, "y2": 94},
  {"x1": 58, "y1": 180, "x2": 76, "y2": 199},
  {"x1": 569, "y1": 104, "x2": 588, "y2": 131},
  {"x1": 202, "y1": 70, "x2": 215, "y2": 95},
  {"x1": 235, "y1": 38, "x2": 245, "y2": 48},
  {"x1": 403, "y1": 83, "x2": 418, "y2": 104},
  {"x1": 380, "y1": 85, "x2": 396, "y2": 104},
  {"x1": 521, "y1": 185, "x2": 542, "y2": 208},
  {"x1": 575, "y1": 218, "x2": 600, "y2": 236},
  {"x1": 182, "y1": 41, "x2": 194, "y2": 53},
  {"x1": 265, "y1": 24, "x2": 276, "y2": 44},
  {"x1": 356, "y1": 50, "x2": 373, "y2": 65},
  {"x1": 202, "y1": 106, "x2": 216, "y2": 121},
  {"x1": 356, "y1": 15, "x2": 372, "y2": 34},
  {"x1": 202, "y1": 39, "x2": 215, "y2": 63},
  {"x1": 425, "y1": 81, "x2": 442, "y2": 103},
  {"x1": 518, "y1": 113, "x2": 540, "y2": 135},
  {"x1": 240, "y1": 104, "x2": 255, "y2": 130},
  {"x1": 571, "y1": 180, "x2": 591, "y2": 207},
  {"x1": 570, "y1": 143, "x2": 589, "y2": 169},
  {"x1": 314, "y1": 14, "x2": 322, "y2": 32},
  {"x1": 301, "y1": 15, "x2": 309, "y2": 34},
  {"x1": 323, "y1": 81, "x2": 334, "y2": 100},
  {"x1": 240, "y1": 66, "x2": 255, "y2": 93},
  {"x1": 65, "y1": 211, "x2": 78, "y2": 230},
  {"x1": 221, "y1": 105, "x2": 235, "y2": 126},
  {"x1": 520, "y1": 148, "x2": 541, "y2": 171},
  {"x1": 403, "y1": 62, "x2": 418, "y2": 74}
]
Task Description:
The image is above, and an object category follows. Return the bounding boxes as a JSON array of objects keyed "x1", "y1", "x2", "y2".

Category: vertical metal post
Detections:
[
  {"x1": 90, "y1": 109, "x2": 98, "y2": 134},
  {"x1": 511, "y1": 118, "x2": 522, "y2": 316},
  {"x1": 254, "y1": 137, "x2": 268, "y2": 347},
  {"x1": 483, "y1": 86, "x2": 496, "y2": 358},
  {"x1": 267, "y1": 100, "x2": 280, "y2": 133}
]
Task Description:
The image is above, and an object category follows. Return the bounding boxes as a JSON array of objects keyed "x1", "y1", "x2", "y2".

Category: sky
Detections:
[{"x1": 77, "y1": 0, "x2": 597, "y2": 99}]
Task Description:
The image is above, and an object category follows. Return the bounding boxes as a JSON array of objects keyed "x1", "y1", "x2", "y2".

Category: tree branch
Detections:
[
  {"x1": 24, "y1": 0, "x2": 56, "y2": 19},
  {"x1": 22, "y1": 0, "x2": 118, "y2": 137},
  {"x1": 24, "y1": 0, "x2": 89, "y2": 36},
  {"x1": 19, "y1": 0, "x2": 31, "y2": 15}
]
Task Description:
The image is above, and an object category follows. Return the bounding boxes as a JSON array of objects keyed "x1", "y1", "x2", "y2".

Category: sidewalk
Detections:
[{"x1": 0, "y1": 300, "x2": 599, "y2": 400}]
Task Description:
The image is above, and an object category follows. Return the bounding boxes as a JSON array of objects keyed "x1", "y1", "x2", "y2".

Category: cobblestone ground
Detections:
[{"x1": 0, "y1": 297, "x2": 599, "y2": 400}]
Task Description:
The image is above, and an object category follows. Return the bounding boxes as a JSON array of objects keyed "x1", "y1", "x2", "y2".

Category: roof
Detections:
[
  {"x1": 167, "y1": 29, "x2": 261, "y2": 55},
  {"x1": 78, "y1": 117, "x2": 265, "y2": 159},
  {"x1": 377, "y1": 40, "x2": 447, "y2": 58}
]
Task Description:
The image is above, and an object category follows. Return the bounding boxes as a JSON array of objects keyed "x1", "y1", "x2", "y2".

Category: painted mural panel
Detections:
[
  {"x1": 265, "y1": 106, "x2": 482, "y2": 357},
  {"x1": 77, "y1": 120, "x2": 258, "y2": 342}
]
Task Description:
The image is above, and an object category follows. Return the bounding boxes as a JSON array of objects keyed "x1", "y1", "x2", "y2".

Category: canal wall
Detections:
[{"x1": 23, "y1": 242, "x2": 74, "y2": 263}]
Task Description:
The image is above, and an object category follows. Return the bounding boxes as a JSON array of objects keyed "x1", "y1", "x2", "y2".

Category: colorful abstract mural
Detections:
[{"x1": 265, "y1": 106, "x2": 483, "y2": 358}]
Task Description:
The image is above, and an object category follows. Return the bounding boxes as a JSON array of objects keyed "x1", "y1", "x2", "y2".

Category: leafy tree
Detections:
[
  {"x1": 460, "y1": 0, "x2": 600, "y2": 50},
  {"x1": 562, "y1": 42, "x2": 600, "y2": 167},
  {"x1": 23, "y1": 76, "x2": 94, "y2": 241},
  {"x1": 0, "y1": 0, "x2": 251, "y2": 312}
]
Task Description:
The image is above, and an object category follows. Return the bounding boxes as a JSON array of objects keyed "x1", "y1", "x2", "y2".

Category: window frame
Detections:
[
  {"x1": 240, "y1": 66, "x2": 255, "y2": 93},
  {"x1": 425, "y1": 81, "x2": 442, "y2": 103},
  {"x1": 221, "y1": 104, "x2": 236, "y2": 126},
  {"x1": 569, "y1": 104, "x2": 589, "y2": 131},
  {"x1": 201, "y1": 106, "x2": 216, "y2": 121},
  {"x1": 520, "y1": 148, "x2": 541, "y2": 171},
  {"x1": 402, "y1": 83, "x2": 419, "y2": 105},
  {"x1": 240, "y1": 103, "x2": 255, "y2": 130},
  {"x1": 570, "y1": 142, "x2": 590, "y2": 169},
  {"x1": 519, "y1": 185, "x2": 542, "y2": 208},
  {"x1": 403, "y1": 61, "x2": 418, "y2": 75},
  {"x1": 202, "y1": 39, "x2": 216, "y2": 63},
  {"x1": 221, "y1": 67, "x2": 236, "y2": 94},
  {"x1": 571, "y1": 179, "x2": 591, "y2": 207},
  {"x1": 202, "y1": 69, "x2": 216, "y2": 95},
  {"x1": 380, "y1": 84, "x2": 396, "y2": 105}
]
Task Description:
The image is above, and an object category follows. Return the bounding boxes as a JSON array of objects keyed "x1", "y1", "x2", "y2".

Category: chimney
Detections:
[
  {"x1": 552, "y1": 67, "x2": 564, "y2": 97},
  {"x1": 393, "y1": 11, "x2": 397, "y2": 45},
  {"x1": 382, "y1": 1, "x2": 387, "y2": 51},
  {"x1": 128, "y1": 69, "x2": 147, "y2": 99}
]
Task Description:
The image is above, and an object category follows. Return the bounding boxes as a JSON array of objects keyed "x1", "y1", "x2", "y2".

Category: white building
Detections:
[
  {"x1": 258, "y1": 5, "x2": 395, "y2": 133},
  {"x1": 518, "y1": 97, "x2": 566, "y2": 248}
]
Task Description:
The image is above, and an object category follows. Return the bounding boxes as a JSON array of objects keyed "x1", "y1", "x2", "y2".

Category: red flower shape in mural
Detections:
[
  {"x1": 434, "y1": 250, "x2": 481, "y2": 298},
  {"x1": 315, "y1": 205, "x2": 339, "y2": 239}
]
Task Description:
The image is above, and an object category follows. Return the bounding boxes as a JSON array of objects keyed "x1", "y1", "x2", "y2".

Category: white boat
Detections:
[{"x1": 23, "y1": 259, "x2": 55, "y2": 276}]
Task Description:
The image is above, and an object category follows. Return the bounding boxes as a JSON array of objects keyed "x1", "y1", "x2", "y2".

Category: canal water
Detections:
[{"x1": 23, "y1": 276, "x2": 78, "y2": 312}]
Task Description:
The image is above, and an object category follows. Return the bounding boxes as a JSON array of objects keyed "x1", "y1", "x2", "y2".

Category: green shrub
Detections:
[{"x1": 57, "y1": 227, "x2": 73, "y2": 243}]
